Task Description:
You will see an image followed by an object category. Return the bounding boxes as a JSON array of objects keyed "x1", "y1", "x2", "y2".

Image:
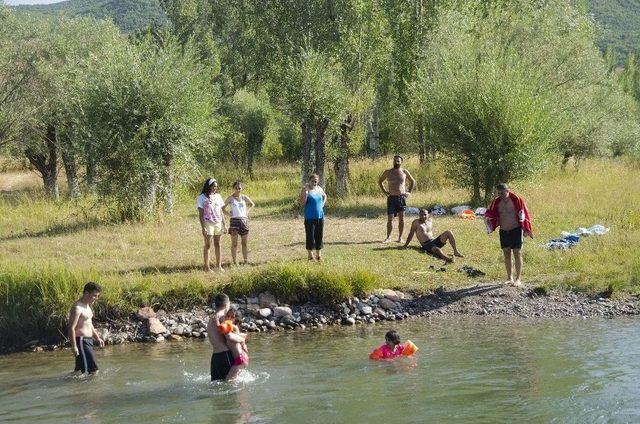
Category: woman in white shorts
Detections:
[
  {"x1": 197, "y1": 178, "x2": 226, "y2": 272},
  {"x1": 223, "y1": 180, "x2": 255, "y2": 265}
]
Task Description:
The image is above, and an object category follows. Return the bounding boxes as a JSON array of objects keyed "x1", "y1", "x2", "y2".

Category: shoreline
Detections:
[{"x1": 8, "y1": 283, "x2": 640, "y2": 355}]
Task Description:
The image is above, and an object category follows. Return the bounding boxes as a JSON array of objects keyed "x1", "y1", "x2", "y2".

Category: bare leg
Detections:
[
  {"x1": 203, "y1": 235, "x2": 213, "y2": 272},
  {"x1": 307, "y1": 250, "x2": 314, "y2": 260},
  {"x1": 502, "y1": 248, "x2": 513, "y2": 283},
  {"x1": 315, "y1": 249, "x2": 322, "y2": 261},
  {"x1": 230, "y1": 233, "x2": 238, "y2": 265},
  {"x1": 439, "y1": 230, "x2": 463, "y2": 257},
  {"x1": 513, "y1": 249, "x2": 522, "y2": 285},
  {"x1": 213, "y1": 235, "x2": 224, "y2": 272},
  {"x1": 241, "y1": 234, "x2": 249, "y2": 264},
  {"x1": 397, "y1": 211, "x2": 405, "y2": 243},
  {"x1": 226, "y1": 365, "x2": 244, "y2": 381},
  {"x1": 384, "y1": 215, "x2": 393, "y2": 242},
  {"x1": 430, "y1": 247, "x2": 454, "y2": 264}
]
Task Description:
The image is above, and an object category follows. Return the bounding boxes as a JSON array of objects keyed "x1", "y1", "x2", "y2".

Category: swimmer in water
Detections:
[
  {"x1": 218, "y1": 305, "x2": 249, "y2": 381},
  {"x1": 369, "y1": 330, "x2": 418, "y2": 360}
]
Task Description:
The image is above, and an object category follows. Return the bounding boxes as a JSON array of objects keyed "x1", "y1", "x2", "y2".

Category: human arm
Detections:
[
  {"x1": 403, "y1": 221, "x2": 416, "y2": 248},
  {"x1": 198, "y1": 207, "x2": 207, "y2": 236},
  {"x1": 378, "y1": 171, "x2": 389, "y2": 196},
  {"x1": 298, "y1": 184, "x2": 308, "y2": 207},
  {"x1": 404, "y1": 169, "x2": 416, "y2": 194},
  {"x1": 321, "y1": 187, "x2": 327, "y2": 208},
  {"x1": 244, "y1": 195, "x2": 255, "y2": 210},
  {"x1": 222, "y1": 196, "x2": 231, "y2": 217},
  {"x1": 68, "y1": 306, "x2": 80, "y2": 356},
  {"x1": 225, "y1": 331, "x2": 246, "y2": 343},
  {"x1": 92, "y1": 325, "x2": 105, "y2": 348}
]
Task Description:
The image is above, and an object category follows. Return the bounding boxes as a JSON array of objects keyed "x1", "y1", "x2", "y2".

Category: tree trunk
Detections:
[
  {"x1": 314, "y1": 118, "x2": 328, "y2": 187},
  {"x1": 24, "y1": 124, "x2": 59, "y2": 201},
  {"x1": 60, "y1": 134, "x2": 80, "y2": 198},
  {"x1": 162, "y1": 155, "x2": 173, "y2": 215},
  {"x1": 418, "y1": 119, "x2": 426, "y2": 164},
  {"x1": 86, "y1": 155, "x2": 96, "y2": 194},
  {"x1": 367, "y1": 100, "x2": 380, "y2": 158},
  {"x1": 141, "y1": 169, "x2": 159, "y2": 219},
  {"x1": 301, "y1": 119, "x2": 313, "y2": 185},
  {"x1": 334, "y1": 117, "x2": 352, "y2": 197}
]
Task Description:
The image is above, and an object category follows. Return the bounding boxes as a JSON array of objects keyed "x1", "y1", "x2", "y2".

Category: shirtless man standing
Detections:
[
  {"x1": 68, "y1": 282, "x2": 105, "y2": 375},
  {"x1": 378, "y1": 155, "x2": 416, "y2": 243},
  {"x1": 207, "y1": 293, "x2": 247, "y2": 381},
  {"x1": 485, "y1": 183, "x2": 533, "y2": 286},
  {"x1": 403, "y1": 209, "x2": 463, "y2": 263}
]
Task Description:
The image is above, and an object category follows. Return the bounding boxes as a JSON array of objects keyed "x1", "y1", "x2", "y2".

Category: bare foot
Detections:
[
  {"x1": 205, "y1": 267, "x2": 214, "y2": 273},
  {"x1": 315, "y1": 256, "x2": 323, "y2": 262},
  {"x1": 396, "y1": 238, "x2": 404, "y2": 243},
  {"x1": 512, "y1": 279, "x2": 522, "y2": 287},
  {"x1": 454, "y1": 252, "x2": 464, "y2": 258},
  {"x1": 504, "y1": 279, "x2": 514, "y2": 285},
  {"x1": 444, "y1": 256, "x2": 454, "y2": 264},
  {"x1": 382, "y1": 238, "x2": 391, "y2": 243},
  {"x1": 216, "y1": 266, "x2": 225, "y2": 272},
  {"x1": 308, "y1": 256, "x2": 314, "y2": 261}
]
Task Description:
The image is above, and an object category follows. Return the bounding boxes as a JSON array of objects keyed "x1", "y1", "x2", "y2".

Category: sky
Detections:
[{"x1": 3, "y1": 0, "x2": 66, "y2": 5}]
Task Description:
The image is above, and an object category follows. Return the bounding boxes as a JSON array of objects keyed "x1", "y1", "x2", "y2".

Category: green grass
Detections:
[{"x1": 1, "y1": 156, "x2": 639, "y2": 346}]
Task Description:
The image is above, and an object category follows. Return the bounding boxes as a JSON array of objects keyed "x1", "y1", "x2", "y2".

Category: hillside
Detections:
[
  {"x1": 14, "y1": 0, "x2": 167, "y2": 33},
  {"x1": 589, "y1": 0, "x2": 640, "y2": 62}
]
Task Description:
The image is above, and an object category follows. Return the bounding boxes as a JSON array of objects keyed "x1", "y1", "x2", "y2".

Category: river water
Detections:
[{"x1": 1, "y1": 317, "x2": 639, "y2": 423}]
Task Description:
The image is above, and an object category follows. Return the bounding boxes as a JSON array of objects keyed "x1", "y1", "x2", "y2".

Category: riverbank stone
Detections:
[
  {"x1": 259, "y1": 292, "x2": 277, "y2": 308},
  {"x1": 136, "y1": 307, "x2": 156, "y2": 321},
  {"x1": 274, "y1": 306, "x2": 292, "y2": 317},
  {"x1": 148, "y1": 317, "x2": 168, "y2": 335},
  {"x1": 259, "y1": 308, "x2": 272, "y2": 318},
  {"x1": 378, "y1": 298, "x2": 398, "y2": 310}
]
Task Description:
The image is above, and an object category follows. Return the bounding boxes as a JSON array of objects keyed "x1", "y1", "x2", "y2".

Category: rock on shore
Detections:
[{"x1": 18, "y1": 283, "x2": 640, "y2": 352}]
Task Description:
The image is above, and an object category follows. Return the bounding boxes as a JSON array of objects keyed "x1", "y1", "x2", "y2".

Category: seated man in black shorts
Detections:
[{"x1": 403, "y1": 209, "x2": 464, "y2": 263}]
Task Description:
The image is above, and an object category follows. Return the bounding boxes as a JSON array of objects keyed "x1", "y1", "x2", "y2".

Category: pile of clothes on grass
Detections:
[{"x1": 544, "y1": 225, "x2": 610, "y2": 250}]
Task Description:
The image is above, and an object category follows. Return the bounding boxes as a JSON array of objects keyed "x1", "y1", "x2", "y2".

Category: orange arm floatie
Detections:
[
  {"x1": 369, "y1": 346, "x2": 385, "y2": 360},
  {"x1": 217, "y1": 320, "x2": 233, "y2": 335},
  {"x1": 401, "y1": 340, "x2": 418, "y2": 356}
]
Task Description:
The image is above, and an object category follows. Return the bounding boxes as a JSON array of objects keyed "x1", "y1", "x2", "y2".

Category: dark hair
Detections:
[
  {"x1": 308, "y1": 173, "x2": 319, "y2": 181},
  {"x1": 496, "y1": 183, "x2": 509, "y2": 191},
  {"x1": 385, "y1": 330, "x2": 401, "y2": 345},
  {"x1": 83, "y1": 282, "x2": 102, "y2": 294},
  {"x1": 201, "y1": 178, "x2": 217, "y2": 195},
  {"x1": 226, "y1": 304, "x2": 242, "y2": 321},
  {"x1": 232, "y1": 180, "x2": 243, "y2": 189},
  {"x1": 419, "y1": 208, "x2": 429, "y2": 215},
  {"x1": 393, "y1": 155, "x2": 403, "y2": 161},
  {"x1": 214, "y1": 293, "x2": 229, "y2": 309}
]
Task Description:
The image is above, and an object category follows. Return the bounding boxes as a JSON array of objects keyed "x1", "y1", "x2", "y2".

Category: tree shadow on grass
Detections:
[{"x1": 0, "y1": 218, "x2": 105, "y2": 242}]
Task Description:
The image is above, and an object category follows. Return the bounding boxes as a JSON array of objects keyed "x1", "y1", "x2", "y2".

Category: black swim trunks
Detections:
[
  {"x1": 211, "y1": 350, "x2": 234, "y2": 381},
  {"x1": 74, "y1": 336, "x2": 98, "y2": 374},
  {"x1": 499, "y1": 227, "x2": 523, "y2": 249},
  {"x1": 386, "y1": 195, "x2": 407, "y2": 216},
  {"x1": 229, "y1": 217, "x2": 249, "y2": 236},
  {"x1": 421, "y1": 236, "x2": 445, "y2": 253}
]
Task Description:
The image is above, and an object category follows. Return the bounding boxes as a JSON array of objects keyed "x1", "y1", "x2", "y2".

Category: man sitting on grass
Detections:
[{"x1": 403, "y1": 209, "x2": 464, "y2": 264}]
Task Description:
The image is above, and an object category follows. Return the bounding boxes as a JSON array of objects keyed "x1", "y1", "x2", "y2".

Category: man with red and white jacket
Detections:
[{"x1": 485, "y1": 183, "x2": 533, "y2": 286}]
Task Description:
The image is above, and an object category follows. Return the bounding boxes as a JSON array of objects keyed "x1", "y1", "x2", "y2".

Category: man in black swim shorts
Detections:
[
  {"x1": 403, "y1": 209, "x2": 464, "y2": 264},
  {"x1": 68, "y1": 282, "x2": 105, "y2": 375},
  {"x1": 378, "y1": 155, "x2": 416, "y2": 243},
  {"x1": 207, "y1": 293, "x2": 247, "y2": 381}
]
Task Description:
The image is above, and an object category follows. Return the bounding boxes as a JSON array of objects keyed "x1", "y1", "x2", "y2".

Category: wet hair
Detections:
[
  {"x1": 83, "y1": 282, "x2": 102, "y2": 294},
  {"x1": 496, "y1": 183, "x2": 509, "y2": 191},
  {"x1": 214, "y1": 293, "x2": 229, "y2": 309},
  {"x1": 201, "y1": 178, "x2": 217, "y2": 195},
  {"x1": 232, "y1": 180, "x2": 243, "y2": 189},
  {"x1": 226, "y1": 304, "x2": 242, "y2": 321},
  {"x1": 385, "y1": 330, "x2": 401, "y2": 345},
  {"x1": 308, "y1": 173, "x2": 319, "y2": 182}
]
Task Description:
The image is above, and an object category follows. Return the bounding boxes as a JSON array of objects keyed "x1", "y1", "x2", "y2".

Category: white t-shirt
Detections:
[
  {"x1": 197, "y1": 193, "x2": 224, "y2": 223},
  {"x1": 228, "y1": 195, "x2": 248, "y2": 218}
]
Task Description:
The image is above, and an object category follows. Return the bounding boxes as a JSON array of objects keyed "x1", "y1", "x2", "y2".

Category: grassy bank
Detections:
[{"x1": 1, "y1": 157, "x2": 639, "y2": 346}]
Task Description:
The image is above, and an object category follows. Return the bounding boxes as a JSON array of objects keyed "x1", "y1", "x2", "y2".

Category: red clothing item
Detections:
[
  {"x1": 369, "y1": 341, "x2": 418, "y2": 360},
  {"x1": 485, "y1": 192, "x2": 533, "y2": 237}
]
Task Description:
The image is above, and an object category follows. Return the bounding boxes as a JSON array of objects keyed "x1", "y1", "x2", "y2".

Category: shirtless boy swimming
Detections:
[
  {"x1": 403, "y1": 209, "x2": 464, "y2": 263},
  {"x1": 68, "y1": 282, "x2": 105, "y2": 375}
]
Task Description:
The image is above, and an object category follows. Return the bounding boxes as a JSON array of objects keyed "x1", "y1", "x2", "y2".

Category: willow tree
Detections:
[{"x1": 79, "y1": 35, "x2": 217, "y2": 220}]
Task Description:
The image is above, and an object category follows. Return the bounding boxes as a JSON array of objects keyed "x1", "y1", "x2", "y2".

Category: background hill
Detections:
[
  {"x1": 13, "y1": 0, "x2": 167, "y2": 33},
  {"x1": 589, "y1": 0, "x2": 640, "y2": 62},
  {"x1": 12, "y1": 0, "x2": 640, "y2": 62}
]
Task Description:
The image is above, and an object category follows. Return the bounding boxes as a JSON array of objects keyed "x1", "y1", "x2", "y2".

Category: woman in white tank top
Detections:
[{"x1": 223, "y1": 181, "x2": 255, "y2": 264}]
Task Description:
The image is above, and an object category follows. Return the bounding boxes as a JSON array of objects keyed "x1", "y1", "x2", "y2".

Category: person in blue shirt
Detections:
[{"x1": 298, "y1": 173, "x2": 327, "y2": 261}]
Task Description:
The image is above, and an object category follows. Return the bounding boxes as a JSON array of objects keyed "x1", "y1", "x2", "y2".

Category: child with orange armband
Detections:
[
  {"x1": 217, "y1": 305, "x2": 249, "y2": 380},
  {"x1": 369, "y1": 330, "x2": 418, "y2": 360}
]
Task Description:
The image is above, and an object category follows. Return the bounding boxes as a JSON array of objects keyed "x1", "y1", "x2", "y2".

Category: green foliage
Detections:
[
  {"x1": 226, "y1": 264, "x2": 379, "y2": 304},
  {"x1": 13, "y1": 0, "x2": 167, "y2": 33},
  {"x1": 77, "y1": 34, "x2": 219, "y2": 220},
  {"x1": 587, "y1": 0, "x2": 640, "y2": 64}
]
